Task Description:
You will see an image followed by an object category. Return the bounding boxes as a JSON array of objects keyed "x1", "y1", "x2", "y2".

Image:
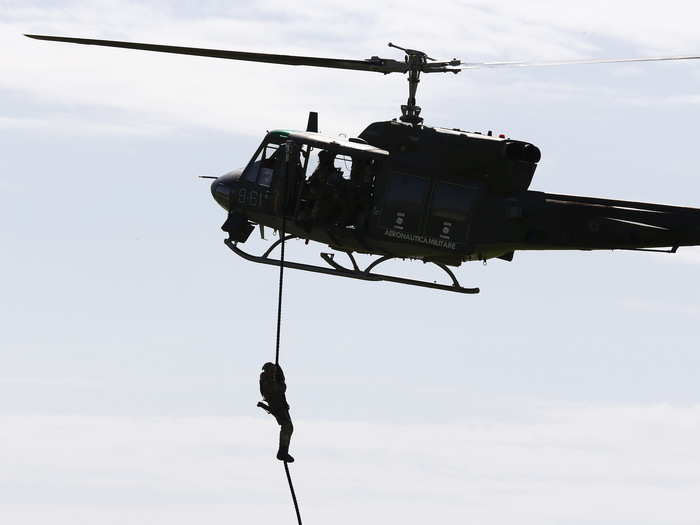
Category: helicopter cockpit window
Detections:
[
  {"x1": 257, "y1": 164, "x2": 274, "y2": 187},
  {"x1": 242, "y1": 143, "x2": 281, "y2": 187}
]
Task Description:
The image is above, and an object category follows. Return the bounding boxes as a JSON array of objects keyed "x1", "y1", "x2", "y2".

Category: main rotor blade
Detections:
[
  {"x1": 25, "y1": 34, "x2": 408, "y2": 74},
  {"x1": 460, "y1": 55, "x2": 700, "y2": 70}
]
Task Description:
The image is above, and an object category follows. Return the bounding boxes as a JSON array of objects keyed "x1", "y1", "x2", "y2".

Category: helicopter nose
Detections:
[{"x1": 211, "y1": 168, "x2": 243, "y2": 210}]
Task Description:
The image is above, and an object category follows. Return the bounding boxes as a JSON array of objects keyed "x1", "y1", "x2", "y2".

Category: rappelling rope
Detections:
[
  {"x1": 284, "y1": 461, "x2": 303, "y2": 525},
  {"x1": 274, "y1": 211, "x2": 286, "y2": 368},
  {"x1": 274, "y1": 144, "x2": 302, "y2": 525}
]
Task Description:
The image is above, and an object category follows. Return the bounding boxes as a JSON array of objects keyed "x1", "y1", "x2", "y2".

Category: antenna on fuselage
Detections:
[{"x1": 306, "y1": 111, "x2": 318, "y2": 133}]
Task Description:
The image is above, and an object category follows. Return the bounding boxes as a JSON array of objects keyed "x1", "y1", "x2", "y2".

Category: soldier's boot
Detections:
[
  {"x1": 276, "y1": 450, "x2": 294, "y2": 462},
  {"x1": 277, "y1": 427, "x2": 294, "y2": 463}
]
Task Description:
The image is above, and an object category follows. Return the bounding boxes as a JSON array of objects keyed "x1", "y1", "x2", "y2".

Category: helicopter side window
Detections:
[
  {"x1": 431, "y1": 182, "x2": 476, "y2": 221},
  {"x1": 304, "y1": 149, "x2": 352, "y2": 181},
  {"x1": 380, "y1": 172, "x2": 430, "y2": 232},
  {"x1": 426, "y1": 182, "x2": 484, "y2": 245},
  {"x1": 386, "y1": 173, "x2": 430, "y2": 209},
  {"x1": 334, "y1": 154, "x2": 352, "y2": 180}
]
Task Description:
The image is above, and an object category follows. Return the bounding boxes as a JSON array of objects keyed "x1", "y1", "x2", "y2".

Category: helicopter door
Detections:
[
  {"x1": 238, "y1": 142, "x2": 281, "y2": 214},
  {"x1": 379, "y1": 172, "x2": 430, "y2": 234},
  {"x1": 238, "y1": 141, "x2": 303, "y2": 215},
  {"x1": 426, "y1": 181, "x2": 484, "y2": 248}
]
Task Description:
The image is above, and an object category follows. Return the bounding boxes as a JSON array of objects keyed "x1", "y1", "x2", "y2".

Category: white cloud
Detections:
[
  {"x1": 4, "y1": 0, "x2": 700, "y2": 137},
  {"x1": 623, "y1": 298, "x2": 700, "y2": 318},
  {"x1": 1, "y1": 403, "x2": 699, "y2": 524},
  {"x1": 0, "y1": 115, "x2": 175, "y2": 137}
]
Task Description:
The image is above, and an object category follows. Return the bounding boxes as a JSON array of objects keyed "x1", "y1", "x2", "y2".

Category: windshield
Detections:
[{"x1": 242, "y1": 143, "x2": 281, "y2": 187}]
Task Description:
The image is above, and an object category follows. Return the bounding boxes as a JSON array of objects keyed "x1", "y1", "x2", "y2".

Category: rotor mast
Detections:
[{"x1": 388, "y1": 42, "x2": 461, "y2": 125}]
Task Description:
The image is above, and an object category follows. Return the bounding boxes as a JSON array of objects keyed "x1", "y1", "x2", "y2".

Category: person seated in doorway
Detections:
[{"x1": 308, "y1": 150, "x2": 344, "y2": 226}]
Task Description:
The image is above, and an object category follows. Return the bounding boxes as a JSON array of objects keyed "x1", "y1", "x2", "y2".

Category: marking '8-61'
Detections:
[{"x1": 238, "y1": 188, "x2": 260, "y2": 207}]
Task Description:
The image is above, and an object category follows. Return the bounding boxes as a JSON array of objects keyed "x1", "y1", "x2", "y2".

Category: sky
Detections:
[{"x1": 2, "y1": 1, "x2": 700, "y2": 524}]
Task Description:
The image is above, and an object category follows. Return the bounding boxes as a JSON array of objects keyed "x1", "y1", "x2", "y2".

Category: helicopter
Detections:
[{"x1": 25, "y1": 34, "x2": 700, "y2": 294}]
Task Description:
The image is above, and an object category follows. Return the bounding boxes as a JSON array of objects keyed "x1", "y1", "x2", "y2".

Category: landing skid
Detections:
[{"x1": 224, "y1": 237, "x2": 479, "y2": 294}]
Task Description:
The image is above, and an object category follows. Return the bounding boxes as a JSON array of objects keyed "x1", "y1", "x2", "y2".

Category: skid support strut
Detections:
[{"x1": 224, "y1": 238, "x2": 479, "y2": 294}]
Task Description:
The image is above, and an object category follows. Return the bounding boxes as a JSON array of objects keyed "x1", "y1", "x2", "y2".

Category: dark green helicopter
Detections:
[{"x1": 26, "y1": 35, "x2": 700, "y2": 294}]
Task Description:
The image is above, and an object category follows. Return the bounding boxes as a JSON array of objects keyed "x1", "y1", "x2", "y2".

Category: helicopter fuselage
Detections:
[{"x1": 212, "y1": 120, "x2": 700, "y2": 266}]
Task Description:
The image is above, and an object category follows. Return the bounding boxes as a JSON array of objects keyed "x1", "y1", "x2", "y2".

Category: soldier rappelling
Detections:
[{"x1": 258, "y1": 362, "x2": 295, "y2": 463}]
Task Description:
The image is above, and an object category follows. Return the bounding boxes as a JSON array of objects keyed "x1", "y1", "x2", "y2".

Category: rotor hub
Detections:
[{"x1": 387, "y1": 42, "x2": 460, "y2": 125}]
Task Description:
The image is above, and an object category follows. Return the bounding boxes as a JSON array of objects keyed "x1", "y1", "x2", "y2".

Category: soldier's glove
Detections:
[{"x1": 257, "y1": 401, "x2": 271, "y2": 414}]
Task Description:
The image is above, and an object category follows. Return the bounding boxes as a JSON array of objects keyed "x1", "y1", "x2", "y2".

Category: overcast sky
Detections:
[{"x1": 2, "y1": 1, "x2": 700, "y2": 524}]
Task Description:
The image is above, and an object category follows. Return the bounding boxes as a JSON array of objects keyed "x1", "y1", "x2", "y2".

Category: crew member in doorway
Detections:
[
  {"x1": 309, "y1": 150, "x2": 343, "y2": 225},
  {"x1": 257, "y1": 362, "x2": 295, "y2": 462},
  {"x1": 349, "y1": 158, "x2": 374, "y2": 226}
]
